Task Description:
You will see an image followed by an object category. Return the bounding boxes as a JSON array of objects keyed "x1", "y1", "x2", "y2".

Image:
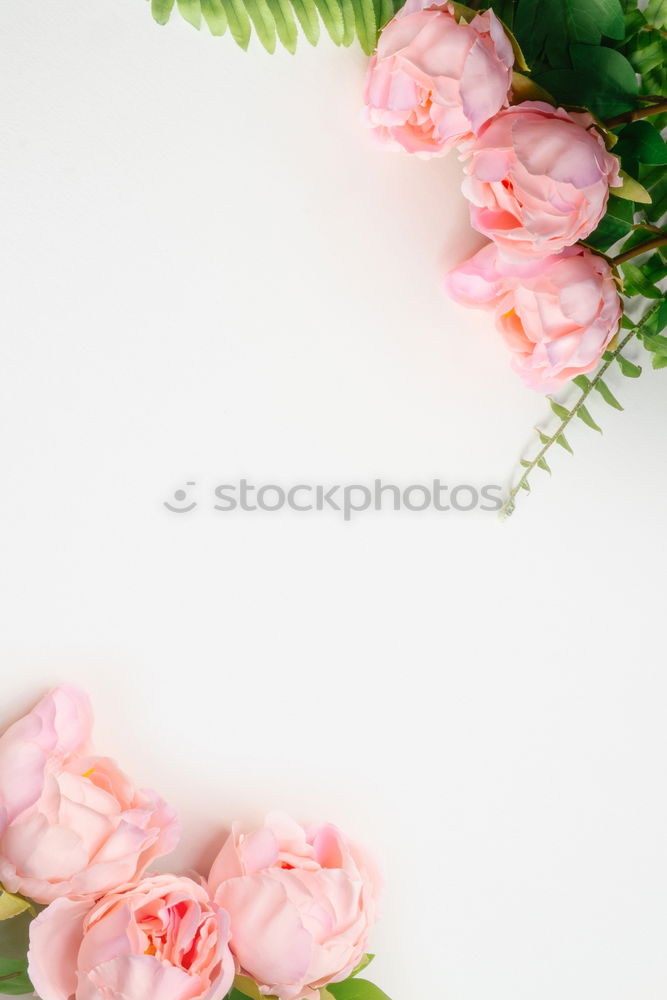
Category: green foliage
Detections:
[
  {"x1": 225, "y1": 963, "x2": 389, "y2": 1000},
  {"x1": 328, "y1": 979, "x2": 392, "y2": 1000},
  {"x1": 0, "y1": 905, "x2": 34, "y2": 997},
  {"x1": 0, "y1": 959, "x2": 32, "y2": 997},
  {"x1": 512, "y1": 0, "x2": 625, "y2": 71},
  {"x1": 146, "y1": 0, "x2": 401, "y2": 51}
]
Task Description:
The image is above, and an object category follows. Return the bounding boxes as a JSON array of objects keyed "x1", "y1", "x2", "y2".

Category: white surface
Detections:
[{"x1": 2, "y1": 3, "x2": 667, "y2": 999}]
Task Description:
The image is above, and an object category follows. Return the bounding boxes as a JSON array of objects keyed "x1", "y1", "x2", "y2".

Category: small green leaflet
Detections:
[
  {"x1": 616, "y1": 354, "x2": 642, "y2": 378},
  {"x1": 548, "y1": 398, "x2": 570, "y2": 420},
  {"x1": 0, "y1": 959, "x2": 33, "y2": 997},
  {"x1": 595, "y1": 379, "x2": 624, "y2": 410},
  {"x1": 328, "y1": 979, "x2": 393, "y2": 1000},
  {"x1": 576, "y1": 404, "x2": 603, "y2": 432}
]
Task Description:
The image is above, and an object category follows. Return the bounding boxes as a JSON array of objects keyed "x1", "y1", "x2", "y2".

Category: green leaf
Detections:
[
  {"x1": 350, "y1": 956, "x2": 375, "y2": 978},
  {"x1": 350, "y1": 0, "x2": 377, "y2": 55},
  {"x1": 152, "y1": 0, "x2": 176, "y2": 23},
  {"x1": 232, "y1": 976, "x2": 263, "y2": 1000},
  {"x1": 537, "y1": 429, "x2": 551, "y2": 445},
  {"x1": 328, "y1": 979, "x2": 392, "y2": 1000},
  {"x1": 243, "y1": 0, "x2": 277, "y2": 50},
  {"x1": 615, "y1": 121, "x2": 667, "y2": 166},
  {"x1": 616, "y1": 353, "x2": 642, "y2": 377},
  {"x1": 586, "y1": 195, "x2": 635, "y2": 251},
  {"x1": 265, "y1": 0, "x2": 299, "y2": 51},
  {"x1": 201, "y1": 0, "x2": 228, "y2": 32},
  {"x1": 0, "y1": 891, "x2": 31, "y2": 923},
  {"x1": 339, "y1": 0, "x2": 357, "y2": 46},
  {"x1": 595, "y1": 379, "x2": 624, "y2": 409},
  {"x1": 567, "y1": 0, "x2": 625, "y2": 42},
  {"x1": 176, "y1": 0, "x2": 202, "y2": 27},
  {"x1": 312, "y1": 0, "x2": 345, "y2": 43},
  {"x1": 514, "y1": 0, "x2": 625, "y2": 71},
  {"x1": 219, "y1": 0, "x2": 252, "y2": 46},
  {"x1": 537, "y1": 456, "x2": 551, "y2": 474},
  {"x1": 535, "y1": 45, "x2": 639, "y2": 118},
  {"x1": 0, "y1": 959, "x2": 32, "y2": 997},
  {"x1": 646, "y1": 0, "x2": 667, "y2": 29},
  {"x1": 621, "y1": 261, "x2": 663, "y2": 297},
  {"x1": 288, "y1": 0, "x2": 320, "y2": 42},
  {"x1": 577, "y1": 404, "x2": 603, "y2": 432},
  {"x1": 548, "y1": 397, "x2": 570, "y2": 420},
  {"x1": 510, "y1": 72, "x2": 554, "y2": 104},
  {"x1": 614, "y1": 170, "x2": 652, "y2": 204},
  {"x1": 573, "y1": 374, "x2": 591, "y2": 390}
]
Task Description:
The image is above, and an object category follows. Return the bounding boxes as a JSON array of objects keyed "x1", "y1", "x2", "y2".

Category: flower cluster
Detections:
[
  {"x1": 0, "y1": 687, "x2": 383, "y2": 1000},
  {"x1": 364, "y1": 0, "x2": 624, "y2": 391}
]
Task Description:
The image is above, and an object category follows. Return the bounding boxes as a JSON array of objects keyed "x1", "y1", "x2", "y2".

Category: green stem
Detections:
[
  {"x1": 500, "y1": 300, "x2": 663, "y2": 518},
  {"x1": 605, "y1": 98, "x2": 667, "y2": 128},
  {"x1": 613, "y1": 233, "x2": 667, "y2": 266}
]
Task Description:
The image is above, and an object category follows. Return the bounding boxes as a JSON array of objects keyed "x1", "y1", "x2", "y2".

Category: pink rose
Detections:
[
  {"x1": 208, "y1": 812, "x2": 382, "y2": 1000},
  {"x1": 28, "y1": 874, "x2": 234, "y2": 1000},
  {"x1": 0, "y1": 685, "x2": 179, "y2": 904},
  {"x1": 462, "y1": 102, "x2": 621, "y2": 257},
  {"x1": 444, "y1": 242, "x2": 622, "y2": 391},
  {"x1": 364, "y1": 1, "x2": 514, "y2": 156}
]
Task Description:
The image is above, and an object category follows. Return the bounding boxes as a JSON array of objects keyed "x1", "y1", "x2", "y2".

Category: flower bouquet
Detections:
[
  {"x1": 0, "y1": 688, "x2": 388, "y2": 1000},
  {"x1": 145, "y1": 0, "x2": 667, "y2": 514}
]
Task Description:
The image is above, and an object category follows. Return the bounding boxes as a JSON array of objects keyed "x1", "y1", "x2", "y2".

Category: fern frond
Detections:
[{"x1": 145, "y1": 0, "x2": 402, "y2": 52}]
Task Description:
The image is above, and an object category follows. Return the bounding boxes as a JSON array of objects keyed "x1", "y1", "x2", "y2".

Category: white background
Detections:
[{"x1": 2, "y1": 2, "x2": 667, "y2": 998}]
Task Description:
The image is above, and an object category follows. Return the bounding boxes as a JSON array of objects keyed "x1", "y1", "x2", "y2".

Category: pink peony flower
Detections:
[
  {"x1": 461, "y1": 102, "x2": 621, "y2": 257},
  {"x1": 208, "y1": 812, "x2": 382, "y2": 1000},
  {"x1": 0, "y1": 685, "x2": 179, "y2": 904},
  {"x1": 28, "y1": 874, "x2": 234, "y2": 1000},
  {"x1": 364, "y1": 0, "x2": 514, "y2": 156},
  {"x1": 444, "y1": 242, "x2": 622, "y2": 391}
]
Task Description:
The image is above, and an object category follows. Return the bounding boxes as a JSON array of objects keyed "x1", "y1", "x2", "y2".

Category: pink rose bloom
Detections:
[
  {"x1": 208, "y1": 812, "x2": 382, "y2": 1000},
  {"x1": 0, "y1": 685, "x2": 179, "y2": 904},
  {"x1": 462, "y1": 102, "x2": 621, "y2": 257},
  {"x1": 28, "y1": 874, "x2": 234, "y2": 1000},
  {"x1": 364, "y1": 0, "x2": 514, "y2": 156},
  {"x1": 444, "y1": 242, "x2": 622, "y2": 391}
]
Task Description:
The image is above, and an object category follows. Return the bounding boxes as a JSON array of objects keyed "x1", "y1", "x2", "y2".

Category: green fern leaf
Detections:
[
  {"x1": 177, "y1": 0, "x2": 202, "y2": 28},
  {"x1": 219, "y1": 0, "x2": 252, "y2": 47},
  {"x1": 243, "y1": 0, "x2": 277, "y2": 50},
  {"x1": 616, "y1": 354, "x2": 642, "y2": 377},
  {"x1": 265, "y1": 0, "x2": 299, "y2": 51},
  {"x1": 577, "y1": 405, "x2": 603, "y2": 432},
  {"x1": 152, "y1": 0, "x2": 176, "y2": 24},
  {"x1": 289, "y1": 0, "x2": 320, "y2": 43},
  {"x1": 549, "y1": 397, "x2": 570, "y2": 420},
  {"x1": 312, "y1": 0, "x2": 346, "y2": 43},
  {"x1": 595, "y1": 379, "x2": 624, "y2": 410},
  {"x1": 201, "y1": 0, "x2": 228, "y2": 33},
  {"x1": 351, "y1": 0, "x2": 377, "y2": 53},
  {"x1": 340, "y1": 0, "x2": 357, "y2": 45}
]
